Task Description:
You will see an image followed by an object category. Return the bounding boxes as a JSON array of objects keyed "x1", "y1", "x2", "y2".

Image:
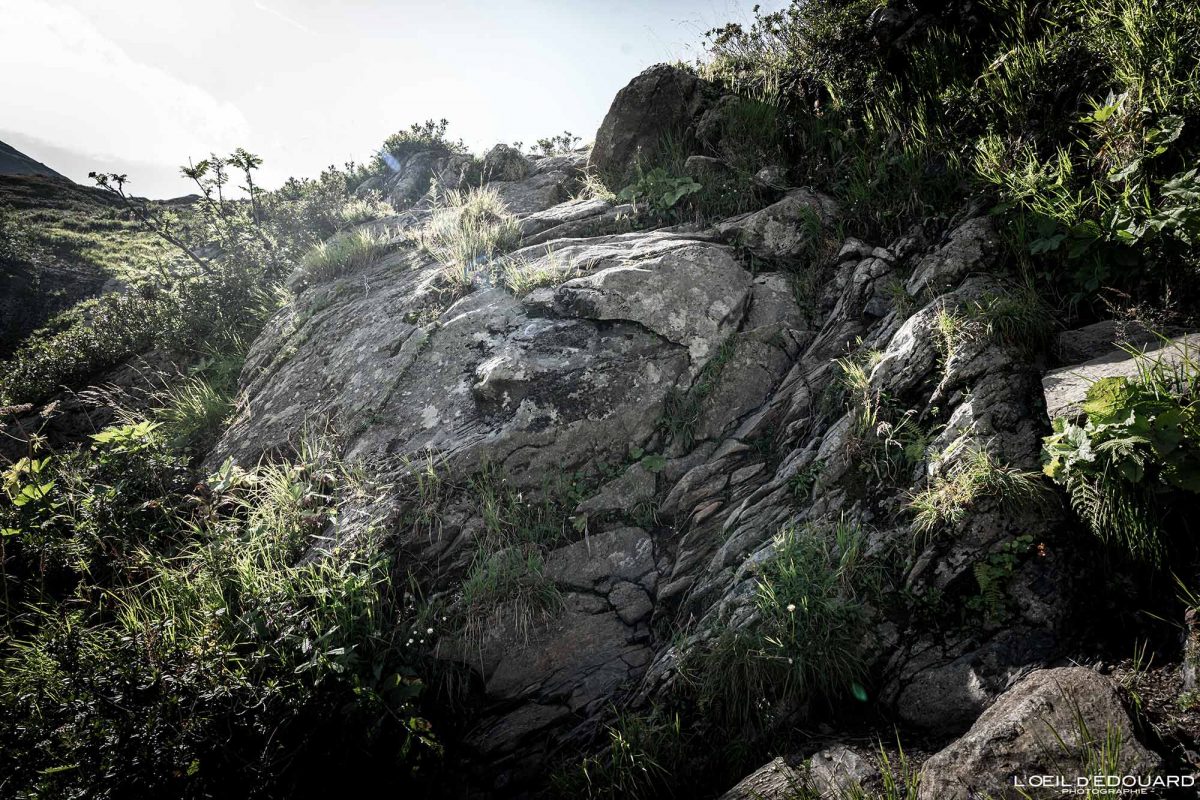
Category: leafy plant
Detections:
[
  {"x1": 617, "y1": 167, "x2": 702, "y2": 216},
  {"x1": 1043, "y1": 344, "x2": 1200, "y2": 563}
]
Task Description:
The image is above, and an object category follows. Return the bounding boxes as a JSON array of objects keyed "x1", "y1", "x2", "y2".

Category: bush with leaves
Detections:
[
  {"x1": 702, "y1": 0, "x2": 1200, "y2": 306},
  {"x1": 0, "y1": 426, "x2": 440, "y2": 798},
  {"x1": 1043, "y1": 347, "x2": 1200, "y2": 563},
  {"x1": 372, "y1": 118, "x2": 468, "y2": 175},
  {"x1": 617, "y1": 167, "x2": 702, "y2": 218}
]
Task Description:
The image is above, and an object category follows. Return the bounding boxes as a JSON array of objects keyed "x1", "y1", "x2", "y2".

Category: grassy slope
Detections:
[{"x1": 0, "y1": 174, "x2": 187, "y2": 356}]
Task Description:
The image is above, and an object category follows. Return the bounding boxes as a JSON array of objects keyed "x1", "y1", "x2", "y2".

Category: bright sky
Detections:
[{"x1": 0, "y1": 0, "x2": 783, "y2": 198}]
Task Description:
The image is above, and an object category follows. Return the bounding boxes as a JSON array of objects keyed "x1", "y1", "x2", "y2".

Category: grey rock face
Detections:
[
  {"x1": 213, "y1": 161, "x2": 1077, "y2": 787},
  {"x1": 589, "y1": 64, "x2": 711, "y2": 183},
  {"x1": 210, "y1": 164, "x2": 816, "y2": 772},
  {"x1": 917, "y1": 667, "x2": 1162, "y2": 800},
  {"x1": 1043, "y1": 333, "x2": 1200, "y2": 420},
  {"x1": 1054, "y1": 319, "x2": 1159, "y2": 364},
  {"x1": 905, "y1": 216, "x2": 998, "y2": 296},
  {"x1": 715, "y1": 189, "x2": 839, "y2": 260}
]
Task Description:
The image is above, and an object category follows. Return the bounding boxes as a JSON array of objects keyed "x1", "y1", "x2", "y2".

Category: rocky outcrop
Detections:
[
  {"x1": 589, "y1": 63, "x2": 712, "y2": 183},
  {"x1": 917, "y1": 667, "x2": 1162, "y2": 800},
  {"x1": 219, "y1": 125, "x2": 1084, "y2": 791}
]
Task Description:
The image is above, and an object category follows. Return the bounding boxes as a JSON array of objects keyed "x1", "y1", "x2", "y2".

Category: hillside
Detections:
[
  {"x1": 2, "y1": 3, "x2": 1200, "y2": 799},
  {"x1": 0, "y1": 172, "x2": 188, "y2": 357},
  {"x1": 0, "y1": 139, "x2": 66, "y2": 179}
]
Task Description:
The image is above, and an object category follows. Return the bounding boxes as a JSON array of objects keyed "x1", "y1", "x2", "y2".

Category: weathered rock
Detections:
[
  {"x1": 1042, "y1": 332, "x2": 1200, "y2": 420},
  {"x1": 544, "y1": 526, "x2": 656, "y2": 592},
  {"x1": 684, "y1": 154, "x2": 730, "y2": 180},
  {"x1": 754, "y1": 164, "x2": 789, "y2": 190},
  {"x1": 715, "y1": 189, "x2": 838, "y2": 260},
  {"x1": 808, "y1": 745, "x2": 879, "y2": 798},
  {"x1": 917, "y1": 667, "x2": 1162, "y2": 800},
  {"x1": 719, "y1": 756, "x2": 804, "y2": 800},
  {"x1": 1054, "y1": 319, "x2": 1159, "y2": 364},
  {"x1": 590, "y1": 63, "x2": 711, "y2": 183},
  {"x1": 905, "y1": 216, "x2": 998, "y2": 296},
  {"x1": 517, "y1": 197, "x2": 614, "y2": 239},
  {"x1": 551, "y1": 238, "x2": 752, "y2": 364},
  {"x1": 482, "y1": 143, "x2": 530, "y2": 182},
  {"x1": 491, "y1": 169, "x2": 575, "y2": 216}
]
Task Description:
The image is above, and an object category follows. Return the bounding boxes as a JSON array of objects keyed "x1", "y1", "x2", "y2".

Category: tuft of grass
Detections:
[
  {"x1": 414, "y1": 186, "x2": 520, "y2": 290},
  {"x1": 573, "y1": 171, "x2": 617, "y2": 203},
  {"x1": 554, "y1": 707, "x2": 687, "y2": 800},
  {"x1": 661, "y1": 336, "x2": 738, "y2": 449},
  {"x1": 834, "y1": 348, "x2": 934, "y2": 482},
  {"x1": 295, "y1": 227, "x2": 392, "y2": 287},
  {"x1": 453, "y1": 465, "x2": 579, "y2": 656},
  {"x1": 909, "y1": 444, "x2": 1047, "y2": 538},
  {"x1": 687, "y1": 518, "x2": 878, "y2": 728},
  {"x1": 498, "y1": 250, "x2": 574, "y2": 296},
  {"x1": 336, "y1": 196, "x2": 394, "y2": 227}
]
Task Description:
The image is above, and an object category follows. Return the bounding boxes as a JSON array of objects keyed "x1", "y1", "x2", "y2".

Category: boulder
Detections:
[
  {"x1": 482, "y1": 143, "x2": 530, "y2": 182},
  {"x1": 1042, "y1": 332, "x2": 1200, "y2": 420},
  {"x1": 589, "y1": 64, "x2": 711, "y2": 183},
  {"x1": 1054, "y1": 320, "x2": 1159, "y2": 364},
  {"x1": 808, "y1": 745, "x2": 879, "y2": 798},
  {"x1": 715, "y1": 189, "x2": 838, "y2": 261},
  {"x1": 918, "y1": 667, "x2": 1162, "y2": 800},
  {"x1": 684, "y1": 154, "x2": 731, "y2": 181},
  {"x1": 719, "y1": 757, "x2": 804, "y2": 800}
]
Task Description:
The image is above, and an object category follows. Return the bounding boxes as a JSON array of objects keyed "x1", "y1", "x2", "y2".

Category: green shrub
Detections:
[
  {"x1": 617, "y1": 167, "x2": 702, "y2": 216},
  {"x1": 534, "y1": 131, "x2": 581, "y2": 157},
  {"x1": 701, "y1": 0, "x2": 1200, "y2": 300},
  {"x1": 372, "y1": 119, "x2": 468, "y2": 175},
  {"x1": 0, "y1": 432, "x2": 439, "y2": 798},
  {"x1": 1043, "y1": 342, "x2": 1200, "y2": 563}
]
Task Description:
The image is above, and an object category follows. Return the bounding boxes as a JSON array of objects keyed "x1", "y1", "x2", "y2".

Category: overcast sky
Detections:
[{"x1": 0, "y1": 0, "x2": 782, "y2": 198}]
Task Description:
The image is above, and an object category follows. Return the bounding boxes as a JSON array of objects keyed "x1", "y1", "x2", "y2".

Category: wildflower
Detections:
[
  {"x1": 786, "y1": 603, "x2": 796, "y2": 613},
  {"x1": 426, "y1": 627, "x2": 434, "y2": 635}
]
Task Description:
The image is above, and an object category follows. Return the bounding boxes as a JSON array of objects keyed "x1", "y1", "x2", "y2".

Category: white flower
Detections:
[
  {"x1": 426, "y1": 627, "x2": 434, "y2": 635},
  {"x1": 786, "y1": 603, "x2": 796, "y2": 613}
]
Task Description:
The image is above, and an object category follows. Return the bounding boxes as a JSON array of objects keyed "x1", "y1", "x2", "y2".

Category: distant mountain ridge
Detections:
[{"x1": 0, "y1": 139, "x2": 67, "y2": 179}]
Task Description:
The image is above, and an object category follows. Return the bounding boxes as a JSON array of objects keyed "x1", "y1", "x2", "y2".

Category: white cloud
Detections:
[{"x1": 0, "y1": 0, "x2": 251, "y2": 168}]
